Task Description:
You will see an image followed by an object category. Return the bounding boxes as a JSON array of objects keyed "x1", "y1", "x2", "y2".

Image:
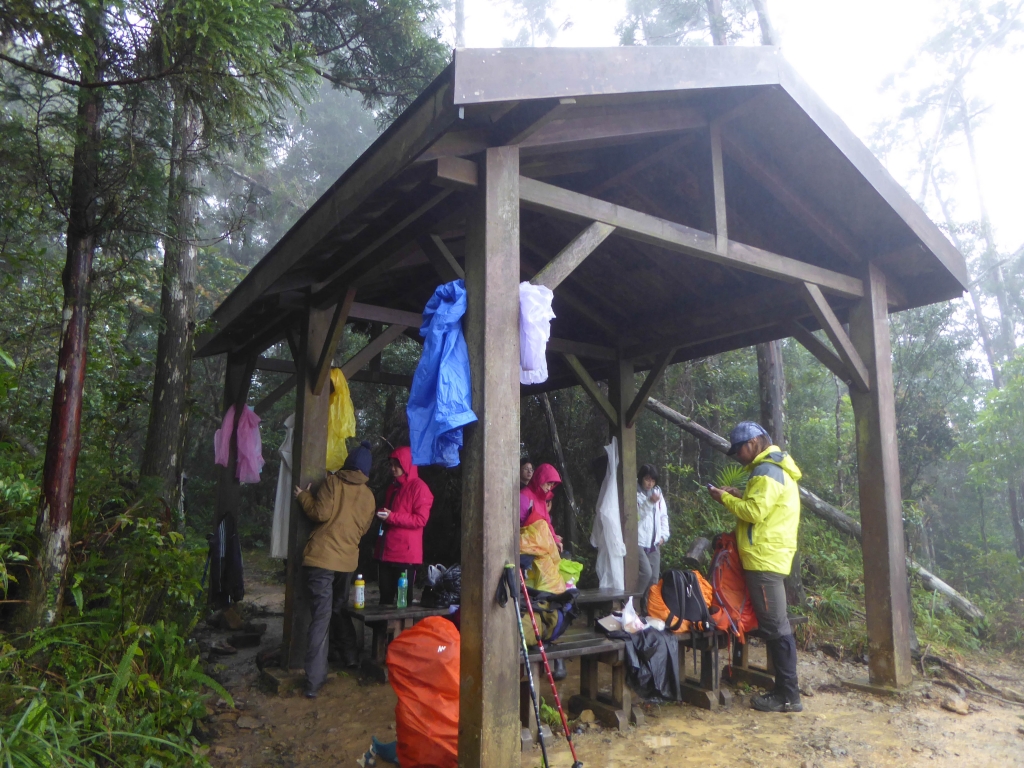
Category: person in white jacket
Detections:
[{"x1": 637, "y1": 464, "x2": 670, "y2": 589}]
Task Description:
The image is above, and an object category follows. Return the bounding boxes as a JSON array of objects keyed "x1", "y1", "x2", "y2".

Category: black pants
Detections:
[
  {"x1": 304, "y1": 567, "x2": 358, "y2": 690},
  {"x1": 745, "y1": 570, "x2": 799, "y2": 696},
  {"x1": 378, "y1": 562, "x2": 417, "y2": 605}
]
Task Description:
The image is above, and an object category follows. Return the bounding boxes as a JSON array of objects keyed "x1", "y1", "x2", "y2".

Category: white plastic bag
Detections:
[
  {"x1": 620, "y1": 597, "x2": 647, "y2": 634},
  {"x1": 519, "y1": 282, "x2": 555, "y2": 385}
]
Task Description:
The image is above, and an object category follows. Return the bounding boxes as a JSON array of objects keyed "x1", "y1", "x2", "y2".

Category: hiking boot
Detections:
[
  {"x1": 304, "y1": 686, "x2": 320, "y2": 699},
  {"x1": 751, "y1": 688, "x2": 802, "y2": 713},
  {"x1": 552, "y1": 658, "x2": 567, "y2": 681}
]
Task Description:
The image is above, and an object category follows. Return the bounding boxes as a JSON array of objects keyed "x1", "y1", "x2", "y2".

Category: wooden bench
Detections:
[
  {"x1": 518, "y1": 625, "x2": 729, "y2": 749},
  {"x1": 724, "y1": 614, "x2": 809, "y2": 689},
  {"x1": 574, "y1": 587, "x2": 645, "y2": 627},
  {"x1": 349, "y1": 602, "x2": 451, "y2": 682}
]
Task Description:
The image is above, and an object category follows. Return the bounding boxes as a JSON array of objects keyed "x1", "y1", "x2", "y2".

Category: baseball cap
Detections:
[{"x1": 726, "y1": 421, "x2": 769, "y2": 456}]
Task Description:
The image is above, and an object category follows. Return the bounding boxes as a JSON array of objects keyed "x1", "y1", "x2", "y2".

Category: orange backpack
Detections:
[
  {"x1": 386, "y1": 616, "x2": 460, "y2": 768},
  {"x1": 647, "y1": 570, "x2": 715, "y2": 633},
  {"x1": 709, "y1": 532, "x2": 758, "y2": 643}
]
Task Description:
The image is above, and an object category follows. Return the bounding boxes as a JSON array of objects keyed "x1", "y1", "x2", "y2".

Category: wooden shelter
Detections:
[{"x1": 197, "y1": 47, "x2": 967, "y2": 765}]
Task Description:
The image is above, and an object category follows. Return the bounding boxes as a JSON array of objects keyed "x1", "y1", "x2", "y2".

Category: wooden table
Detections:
[
  {"x1": 574, "y1": 587, "x2": 645, "y2": 627},
  {"x1": 349, "y1": 602, "x2": 451, "y2": 682}
]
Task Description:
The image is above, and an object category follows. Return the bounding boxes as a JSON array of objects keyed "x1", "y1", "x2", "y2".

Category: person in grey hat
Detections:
[{"x1": 708, "y1": 421, "x2": 804, "y2": 713}]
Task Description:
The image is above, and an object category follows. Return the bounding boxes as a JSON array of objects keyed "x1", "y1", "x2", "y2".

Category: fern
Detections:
[
  {"x1": 105, "y1": 639, "x2": 141, "y2": 709},
  {"x1": 178, "y1": 666, "x2": 234, "y2": 708},
  {"x1": 715, "y1": 463, "x2": 748, "y2": 492}
]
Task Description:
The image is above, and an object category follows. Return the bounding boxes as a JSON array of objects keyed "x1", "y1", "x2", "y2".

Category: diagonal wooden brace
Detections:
[
  {"x1": 799, "y1": 282, "x2": 870, "y2": 392},
  {"x1": 560, "y1": 352, "x2": 619, "y2": 427},
  {"x1": 624, "y1": 347, "x2": 677, "y2": 428},
  {"x1": 311, "y1": 287, "x2": 356, "y2": 396},
  {"x1": 787, "y1": 321, "x2": 853, "y2": 385},
  {"x1": 530, "y1": 221, "x2": 616, "y2": 290},
  {"x1": 339, "y1": 323, "x2": 409, "y2": 379}
]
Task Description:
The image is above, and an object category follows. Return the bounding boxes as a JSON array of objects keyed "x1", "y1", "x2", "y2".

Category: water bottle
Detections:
[
  {"x1": 396, "y1": 571, "x2": 408, "y2": 609},
  {"x1": 353, "y1": 574, "x2": 365, "y2": 610}
]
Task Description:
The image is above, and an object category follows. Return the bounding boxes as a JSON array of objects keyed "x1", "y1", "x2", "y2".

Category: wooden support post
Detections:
[
  {"x1": 848, "y1": 263, "x2": 913, "y2": 688},
  {"x1": 311, "y1": 287, "x2": 355, "y2": 396},
  {"x1": 609, "y1": 358, "x2": 639, "y2": 591},
  {"x1": 283, "y1": 303, "x2": 334, "y2": 668},
  {"x1": 459, "y1": 146, "x2": 521, "y2": 767}
]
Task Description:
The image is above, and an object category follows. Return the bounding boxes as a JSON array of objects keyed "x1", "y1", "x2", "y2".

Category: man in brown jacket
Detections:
[{"x1": 294, "y1": 439, "x2": 376, "y2": 697}]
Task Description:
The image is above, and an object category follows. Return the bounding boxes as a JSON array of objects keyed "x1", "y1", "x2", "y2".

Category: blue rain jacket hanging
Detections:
[{"x1": 408, "y1": 280, "x2": 478, "y2": 467}]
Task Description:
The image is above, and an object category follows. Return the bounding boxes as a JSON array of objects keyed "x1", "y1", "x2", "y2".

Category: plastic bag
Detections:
[
  {"x1": 621, "y1": 596, "x2": 647, "y2": 634},
  {"x1": 591, "y1": 438, "x2": 625, "y2": 589},
  {"x1": 387, "y1": 617, "x2": 459, "y2": 768},
  {"x1": 558, "y1": 558, "x2": 584, "y2": 585},
  {"x1": 326, "y1": 368, "x2": 355, "y2": 471},
  {"x1": 520, "y1": 519, "x2": 566, "y2": 594},
  {"x1": 519, "y1": 281, "x2": 555, "y2": 385}
]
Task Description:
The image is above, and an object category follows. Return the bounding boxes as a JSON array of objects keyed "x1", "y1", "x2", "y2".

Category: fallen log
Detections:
[{"x1": 644, "y1": 397, "x2": 985, "y2": 622}]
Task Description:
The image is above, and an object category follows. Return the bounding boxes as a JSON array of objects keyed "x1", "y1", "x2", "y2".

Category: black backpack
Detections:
[{"x1": 659, "y1": 569, "x2": 713, "y2": 632}]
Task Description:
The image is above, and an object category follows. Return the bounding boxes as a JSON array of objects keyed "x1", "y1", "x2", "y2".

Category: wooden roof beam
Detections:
[
  {"x1": 435, "y1": 157, "x2": 865, "y2": 300},
  {"x1": 799, "y1": 282, "x2": 870, "y2": 392},
  {"x1": 490, "y1": 98, "x2": 576, "y2": 145},
  {"x1": 722, "y1": 128, "x2": 863, "y2": 267},
  {"x1": 560, "y1": 353, "x2": 619, "y2": 427}
]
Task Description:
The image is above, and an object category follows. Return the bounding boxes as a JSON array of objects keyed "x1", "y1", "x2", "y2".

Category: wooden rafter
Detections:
[
  {"x1": 530, "y1": 221, "x2": 616, "y2": 290},
  {"x1": 339, "y1": 323, "x2": 409, "y2": 378},
  {"x1": 710, "y1": 119, "x2": 728, "y2": 255},
  {"x1": 560, "y1": 352, "x2": 618, "y2": 426},
  {"x1": 546, "y1": 336, "x2": 617, "y2": 361},
  {"x1": 312, "y1": 287, "x2": 356, "y2": 396},
  {"x1": 435, "y1": 157, "x2": 865, "y2": 300},
  {"x1": 418, "y1": 233, "x2": 465, "y2": 282},
  {"x1": 799, "y1": 282, "x2": 870, "y2": 392},
  {"x1": 490, "y1": 97, "x2": 575, "y2": 145},
  {"x1": 624, "y1": 347, "x2": 676, "y2": 427}
]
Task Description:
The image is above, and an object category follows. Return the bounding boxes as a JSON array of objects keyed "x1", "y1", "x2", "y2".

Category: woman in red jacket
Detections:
[{"x1": 375, "y1": 446, "x2": 434, "y2": 605}]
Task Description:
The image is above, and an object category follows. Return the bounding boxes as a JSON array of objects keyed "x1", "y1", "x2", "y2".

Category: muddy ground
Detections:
[{"x1": 200, "y1": 564, "x2": 1024, "y2": 767}]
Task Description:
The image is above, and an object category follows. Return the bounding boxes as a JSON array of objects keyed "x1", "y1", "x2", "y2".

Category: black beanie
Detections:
[{"x1": 343, "y1": 440, "x2": 373, "y2": 477}]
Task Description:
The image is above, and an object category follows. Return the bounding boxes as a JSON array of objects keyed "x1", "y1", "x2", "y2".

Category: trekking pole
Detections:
[
  {"x1": 503, "y1": 565, "x2": 550, "y2": 768},
  {"x1": 518, "y1": 568, "x2": 583, "y2": 768}
]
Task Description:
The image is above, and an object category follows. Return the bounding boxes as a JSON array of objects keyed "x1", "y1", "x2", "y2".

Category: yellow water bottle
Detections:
[{"x1": 354, "y1": 574, "x2": 365, "y2": 610}]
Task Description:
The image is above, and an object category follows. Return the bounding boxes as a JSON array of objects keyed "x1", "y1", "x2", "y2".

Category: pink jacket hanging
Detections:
[{"x1": 214, "y1": 404, "x2": 265, "y2": 484}]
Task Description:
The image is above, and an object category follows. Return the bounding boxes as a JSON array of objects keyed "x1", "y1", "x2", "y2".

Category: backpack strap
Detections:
[{"x1": 661, "y1": 570, "x2": 686, "y2": 632}]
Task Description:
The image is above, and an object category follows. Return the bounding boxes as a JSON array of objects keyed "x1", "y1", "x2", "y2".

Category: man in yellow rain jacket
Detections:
[{"x1": 709, "y1": 421, "x2": 803, "y2": 713}]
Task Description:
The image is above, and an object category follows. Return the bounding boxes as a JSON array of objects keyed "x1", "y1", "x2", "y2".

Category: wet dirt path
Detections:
[{"x1": 201, "y1": 578, "x2": 1024, "y2": 767}]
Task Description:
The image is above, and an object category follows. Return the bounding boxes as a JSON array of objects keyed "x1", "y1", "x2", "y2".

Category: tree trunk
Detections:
[
  {"x1": 705, "y1": 0, "x2": 727, "y2": 45},
  {"x1": 26, "y1": 39, "x2": 105, "y2": 628},
  {"x1": 141, "y1": 91, "x2": 202, "y2": 514},
  {"x1": 756, "y1": 340, "x2": 787, "y2": 448},
  {"x1": 750, "y1": 0, "x2": 778, "y2": 45},
  {"x1": 539, "y1": 393, "x2": 577, "y2": 550},
  {"x1": 1010, "y1": 482, "x2": 1024, "y2": 560},
  {"x1": 455, "y1": 0, "x2": 465, "y2": 47}
]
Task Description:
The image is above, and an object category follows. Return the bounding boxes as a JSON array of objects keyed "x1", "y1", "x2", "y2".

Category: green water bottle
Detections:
[{"x1": 396, "y1": 571, "x2": 408, "y2": 609}]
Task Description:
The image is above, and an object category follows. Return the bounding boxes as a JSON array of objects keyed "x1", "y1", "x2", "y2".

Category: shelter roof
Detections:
[{"x1": 197, "y1": 46, "x2": 966, "y2": 391}]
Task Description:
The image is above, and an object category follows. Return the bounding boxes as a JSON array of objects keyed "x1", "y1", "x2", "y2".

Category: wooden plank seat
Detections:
[
  {"x1": 572, "y1": 587, "x2": 645, "y2": 627},
  {"x1": 724, "y1": 614, "x2": 809, "y2": 690},
  {"x1": 518, "y1": 625, "x2": 730, "y2": 749},
  {"x1": 349, "y1": 602, "x2": 451, "y2": 682}
]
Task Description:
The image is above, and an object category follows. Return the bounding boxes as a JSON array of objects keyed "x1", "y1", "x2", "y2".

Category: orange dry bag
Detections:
[
  {"x1": 709, "y1": 532, "x2": 758, "y2": 643},
  {"x1": 386, "y1": 616, "x2": 460, "y2": 768}
]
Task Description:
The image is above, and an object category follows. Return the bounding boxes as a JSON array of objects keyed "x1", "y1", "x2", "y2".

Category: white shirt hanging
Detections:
[
  {"x1": 270, "y1": 414, "x2": 295, "y2": 559},
  {"x1": 591, "y1": 437, "x2": 626, "y2": 590},
  {"x1": 519, "y1": 281, "x2": 555, "y2": 385}
]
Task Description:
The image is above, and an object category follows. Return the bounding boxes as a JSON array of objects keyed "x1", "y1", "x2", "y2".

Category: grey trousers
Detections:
[
  {"x1": 638, "y1": 546, "x2": 662, "y2": 590},
  {"x1": 744, "y1": 569, "x2": 792, "y2": 640},
  {"x1": 304, "y1": 567, "x2": 357, "y2": 690}
]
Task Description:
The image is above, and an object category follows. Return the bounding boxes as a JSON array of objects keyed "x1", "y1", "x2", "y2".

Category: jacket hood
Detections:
[
  {"x1": 527, "y1": 463, "x2": 561, "y2": 499},
  {"x1": 752, "y1": 446, "x2": 802, "y2": 483},
  {"x1": 335, "y1": 469, "x2": 369, "y2": 485},
  {"x1": 390, "y1": 446, "x2": 419, "y2": 484}
]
